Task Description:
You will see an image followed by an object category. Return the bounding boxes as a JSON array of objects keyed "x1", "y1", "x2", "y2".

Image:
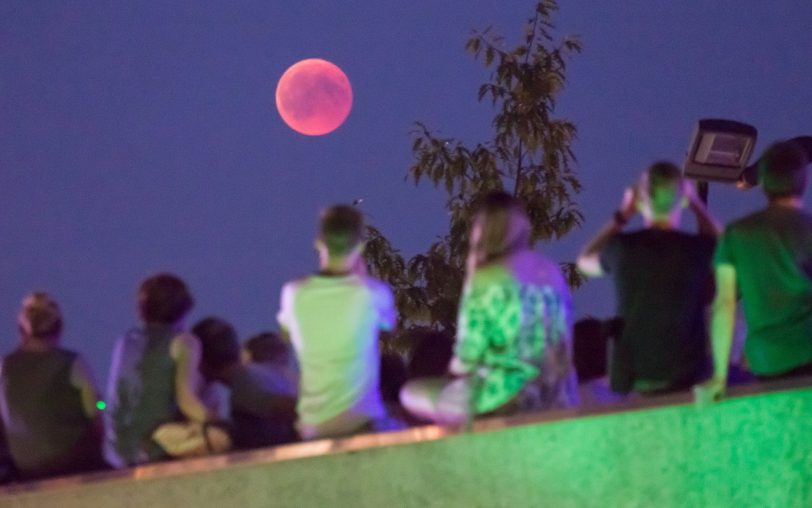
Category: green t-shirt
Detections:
[{"x1": 714, "y1": 206, "x2": 812, "y2": 375}]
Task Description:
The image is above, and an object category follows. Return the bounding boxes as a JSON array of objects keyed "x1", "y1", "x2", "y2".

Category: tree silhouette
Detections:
[{"x1": 365, "y1": 0, "x2": 583, "y2": 353}]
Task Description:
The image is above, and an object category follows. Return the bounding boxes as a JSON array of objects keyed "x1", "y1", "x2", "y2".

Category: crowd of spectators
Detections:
[{"x1": 0, "y1": 138, "x2": 810, "y2": 482}]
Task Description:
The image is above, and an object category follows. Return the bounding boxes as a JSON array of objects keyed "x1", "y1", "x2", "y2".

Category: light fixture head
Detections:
[{"x1": 683, "y1": 119, "x2": 757, "y2": 183}]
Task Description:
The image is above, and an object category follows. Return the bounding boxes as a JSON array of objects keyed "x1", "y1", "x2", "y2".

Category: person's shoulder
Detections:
[
  {"x1": 241, "y1": 363, "x2": 280, "y2": 387},
  {"x1": 615, "y1": 229, "x2": 645, "y2": 240},
  {"x1": 1, "y1": 348, "x2": 21, "y2": 361},
  {"x1": 781, "y1": 207, "x2": 812, "y2": 225},
  {"x1": 726, "y1": 208, "x2": 773, "y2": 230},
  {"x1": 359, "y1": 275, "x2": 392, "y2": 292},
  {"x1": 359, "y1": 276, "x2": 395, "y2": 303},
  {"x1": 170, "y1": 331, "x2": 201, "y2": 356},
  {"x1": 530, "y1": 254, "x2": 570, "y2": 293},
  {"x1": 534, "y1": 252, "x2": 565, "y2": 275},
  {"x1": 53, "y1": 346, "x2": 80, "y2": 362},
  {"x1": 676, "y1": 230, "x2": 715, "y2": 246},
  {"x1": 605, "y1": 229, "x2": 643, "y2": 249},
  {"x1": 281, "y1": 275, "x2": 313, "y2": 292},
  {"x1": 469, "y1": 263, "x2": 513, "y2": 291}
]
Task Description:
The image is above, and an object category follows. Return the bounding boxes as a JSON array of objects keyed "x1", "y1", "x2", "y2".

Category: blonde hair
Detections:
[
  {"x1": 466, "y1": 192, "x2": 531, "y2": 274},
  {"x1": 18, "y1": 292, "x2": 63, "y2": 339}
]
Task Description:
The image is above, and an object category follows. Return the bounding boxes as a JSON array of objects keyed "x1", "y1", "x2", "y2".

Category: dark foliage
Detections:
[{"x1": 365, "y1": 0, "x2": 583, "y2": 356}]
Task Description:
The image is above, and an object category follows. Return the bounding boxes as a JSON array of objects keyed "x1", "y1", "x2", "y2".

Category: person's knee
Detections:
[{"x1": 400, "y1": 378, "x2": 443, "y2": 417}]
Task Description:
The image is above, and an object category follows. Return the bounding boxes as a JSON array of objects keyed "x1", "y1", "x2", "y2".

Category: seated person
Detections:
[
  {"x1": 400, "y1": 192, "x2": 580, "y2": 425},
  {"x1": 702, "y1": 140, "x2": 812, "y2": 399},
  {"x1": 104, "y1": 273, "x2": 216, "y2": 467},
  {"x1": 0, "y1": 292, "x2": 106, "y2": 480},
  {"x1": 277, "y1": 205, "x2": 396, "y2": 440},
  {"x1": 577, "y1": 162, "x2": 720, "y2": 395},
  {"x1": 243, "y1": 331, "x2": 299, "y2": 395},
  {"x1": 193, "y1": 318, "x2": 297, "y2": 449}
]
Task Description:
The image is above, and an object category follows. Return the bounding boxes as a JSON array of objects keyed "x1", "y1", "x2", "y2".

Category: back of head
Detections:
[
  {"x1": 644, "y1": 161, "x2": 683, "y2": 217},
  {"x1": 319, "y1": 205, "x2": 364, "y2": 257},
  {"x1": 243, "y1": 331, "x2": 290, "y2": 366},
  {"x1": 192, "y1": 317, "x2": 240, "y2": 375},
  {"x1": 138, "y1": 273, "x2": 194, "y2": 325},
  {"x1": 18, "y1": 292, "x2": 63, "y2": 341},
  {"x1": 469, "y1": 191, "x2": 531, "y2": 269},
  {"x1": 759, "y1": 140, "x2": 809, "y2": 200}
]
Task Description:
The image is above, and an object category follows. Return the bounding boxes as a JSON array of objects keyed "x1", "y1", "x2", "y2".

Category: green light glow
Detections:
[{"x1": 96, "y1": 400, "x2": 107, "y2": 411}]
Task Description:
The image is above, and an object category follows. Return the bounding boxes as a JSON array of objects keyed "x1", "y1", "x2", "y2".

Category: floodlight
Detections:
[{"x1": 683, "y1": 119, "x2": 757, "y2": 183}]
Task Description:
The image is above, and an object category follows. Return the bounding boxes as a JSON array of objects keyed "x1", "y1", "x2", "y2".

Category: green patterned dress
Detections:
[{"x1": 451, "y1": 262, "x2": 579, "y2": 414}]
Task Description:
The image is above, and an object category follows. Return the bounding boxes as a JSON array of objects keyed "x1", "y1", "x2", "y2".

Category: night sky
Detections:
[{"x1": 2, "y1": 1, "x2": 811, "y2": 382}]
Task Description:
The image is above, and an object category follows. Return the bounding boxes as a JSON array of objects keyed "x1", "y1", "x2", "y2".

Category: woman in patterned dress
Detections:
[{"x1": 400, "y1": 192, "x2": 579, "y2": 424}]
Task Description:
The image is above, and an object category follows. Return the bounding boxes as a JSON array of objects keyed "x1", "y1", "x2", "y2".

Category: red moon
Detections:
[{"x1": 275, "y1": 59, "x2": 353, "y2": 136}]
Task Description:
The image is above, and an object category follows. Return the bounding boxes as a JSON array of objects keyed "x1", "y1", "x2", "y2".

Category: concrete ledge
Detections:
[{"x1": 1, "y1": 377, "x2": 811, "y2": 507}]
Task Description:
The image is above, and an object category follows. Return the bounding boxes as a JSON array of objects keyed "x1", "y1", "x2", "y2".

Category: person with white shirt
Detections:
[{"x1": 277, "y1": 205, "x2": 396, "y2": 440}]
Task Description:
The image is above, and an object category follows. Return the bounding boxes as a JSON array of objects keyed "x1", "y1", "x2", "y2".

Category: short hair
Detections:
[
  {"x1": 192, "y1": 317, "x2": 241, "y2": 373},
  {"x1": 244, "y1": 331, "x2": 290, "y2": 365},
  {"x1": 468, "y1": 191, "x2": 531, "y2": 269},
  {"x1": 759, "y1": 140, "x2": 809, "y2": 199},
  {"x1": 319, "y1": 205, "x2": 364, "y2": 256},
  {"x1": 138, "y1": 273, "x2": 194, "y2": 325},
  {"x1": 645, "y1": 161, "x2": 682, "y2": 216},
  {"x1": 18, "y1": 292, "x2": 63, "y2": 339},
  {"x1": 646, "y1": 161, "x2": 682, "y2": 193}
]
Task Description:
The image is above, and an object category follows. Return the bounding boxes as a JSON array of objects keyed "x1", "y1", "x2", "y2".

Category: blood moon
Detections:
[{"x1": 275, "y1": 59, "x2": 353, "y2": 136}]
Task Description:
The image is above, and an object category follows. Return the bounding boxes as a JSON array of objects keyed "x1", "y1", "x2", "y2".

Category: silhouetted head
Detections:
[
  {"x1": 192, "y1": 317, "x2": 240, "y2": 381},
  {"x1": 639, "y1": 161, "x2": 685, "y2": 223},
  {"x1": 316, "y1": 204, "x2": 365, "y2": 264},
  {"x1": 243, "y1": 331, "x2": 291, "y2": 367},
  {"x1": 18, "y1": 292, "x2": 63, "y2": 343},
  {"x1": 468, "y1": 191, "x2": 531, "y2": 271},
  {"x1": 758, "y1": 140, "x2": 809, "y2": 201},
  {"x1": 137, "y1": 273, "x2": 194, "y2": 326}
]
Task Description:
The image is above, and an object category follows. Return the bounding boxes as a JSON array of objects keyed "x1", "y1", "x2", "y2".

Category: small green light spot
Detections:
[{"x1": 96, "y1": 401, "x2": 107, "y2": 411}]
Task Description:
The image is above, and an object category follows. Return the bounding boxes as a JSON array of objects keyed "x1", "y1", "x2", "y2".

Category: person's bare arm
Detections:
[
  {"x1": 684, "y1": 181, "x2": 722, "y2": 238},
  {"x1": 170, "y1": 333, "x2": 212, "y2": 423},
  {"x1": 577, "y1": 187, "x2": 637, "y2": 277},
  {"x1": 69, "y1": 356, "x2": 105, "y2": 445},
  {"x1": 696, "y1": 264, "x2": 737, "y2": 401},
  {"x1": 70, "y1": 356, "x2": 102, "y2": 419}
]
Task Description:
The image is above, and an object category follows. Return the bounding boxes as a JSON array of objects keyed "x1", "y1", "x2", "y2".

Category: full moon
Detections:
[{"x1": 275, "y1": 58, "x2": 353, "y2": 136}]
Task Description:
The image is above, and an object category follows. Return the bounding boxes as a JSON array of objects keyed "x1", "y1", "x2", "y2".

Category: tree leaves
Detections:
[{"x1": 364, "y1": 0, "x2": 585, "y2": 355}]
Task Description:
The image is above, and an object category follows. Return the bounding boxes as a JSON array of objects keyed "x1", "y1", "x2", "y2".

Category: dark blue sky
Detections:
[{"x1": 2, "y1": 1, "x2": 811, "y2": 381}]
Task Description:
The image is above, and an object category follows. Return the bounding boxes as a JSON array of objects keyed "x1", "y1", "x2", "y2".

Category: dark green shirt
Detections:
[
  {"x1": 715, "y1": 206, "x2": 812, "y2": 375},
  {"x1": 105, "y1": 327, "x2": 179, "y2": 466},
  {"x1": 0, "y1": 348, "x2": 102, "y2": 478}
]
